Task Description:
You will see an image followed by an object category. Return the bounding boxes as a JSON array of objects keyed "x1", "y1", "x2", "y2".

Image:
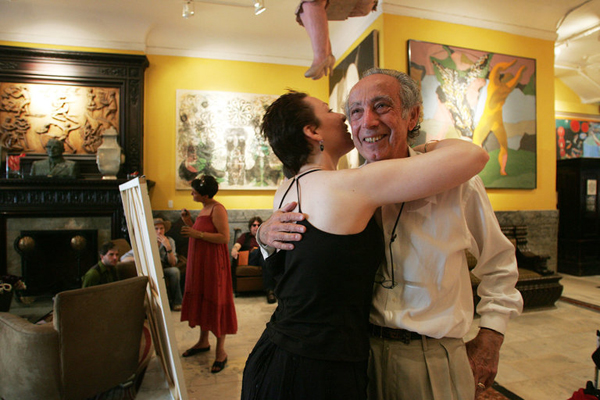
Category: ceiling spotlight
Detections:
[
  {"x1": 182, "y1": 0, "x2": 195, "y2": 18},
  {"x1": 254, "y1": 0, "x2": 266, "y2": 15}
]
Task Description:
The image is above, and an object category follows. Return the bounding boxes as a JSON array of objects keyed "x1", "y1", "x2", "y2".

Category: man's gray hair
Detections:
[{"x1": 353, "y1": 68, "x2": 424, "y2": 140}]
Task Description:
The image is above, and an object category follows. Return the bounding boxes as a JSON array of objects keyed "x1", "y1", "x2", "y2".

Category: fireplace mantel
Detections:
[{"x1": 0, "y1": 178, "x2": 130, "y2": 275}]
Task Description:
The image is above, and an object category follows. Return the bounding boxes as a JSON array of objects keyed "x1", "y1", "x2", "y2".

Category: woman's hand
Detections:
[
  {"x1": 181, "y1": 226, "x2": 201, "y2": 239},
  {"x1": 181, "y1": 208, "x2": 193, "y2": 226}
]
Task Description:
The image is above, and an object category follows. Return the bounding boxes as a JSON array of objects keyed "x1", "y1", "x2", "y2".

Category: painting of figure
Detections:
[
  {"x1": 175, "y1": 90, "x2": 283, "y2": 190},
  {"x1": 328, "y1": 30, "x2": 379, "y2": 170},
  {"x1": 408, "y1": 40, "x2": 537, "y2": 189},
  {"x1": 556, "y1": 116, "x2": 600, "y2": 159}
]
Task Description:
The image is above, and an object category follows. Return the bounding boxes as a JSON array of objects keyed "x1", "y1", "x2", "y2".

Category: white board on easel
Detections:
[{"x1": 119, "y1": 177, "x2": 187, "y2": 400}]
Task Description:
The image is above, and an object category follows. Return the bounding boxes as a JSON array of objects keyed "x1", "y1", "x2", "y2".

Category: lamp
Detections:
[
  {"x1": 254, "y1": 0, "x2": 265, "y2": 15},
  {"x1": 182, "y1": 0, "x2": 195, "y2": 18}
]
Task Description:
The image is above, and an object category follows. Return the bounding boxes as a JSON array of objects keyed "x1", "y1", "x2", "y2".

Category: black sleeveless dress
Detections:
[{"x1": 241, "y1": 172, "x2": 384, "y2": 400}]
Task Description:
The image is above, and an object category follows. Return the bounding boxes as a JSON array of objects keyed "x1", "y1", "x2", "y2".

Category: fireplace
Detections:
[
  {"x1": 16, "y1": 229, "x2": 98, "y2": 295},
  {"x1": 1, "y1": 178, "x2": 129, "y2": 297}
]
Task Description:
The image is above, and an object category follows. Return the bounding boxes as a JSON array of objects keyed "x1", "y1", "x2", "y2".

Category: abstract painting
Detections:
[
  {"x1": 329, "y1": 30, "x2": 379, "y2": 169},
  {"x1": 408, "y1": 40, "x2": 537, "y2": 189},
  {"x1": 556, "y1": 114, "x2": 600, "y2": 159},
  {"x1": 175, "y1": 90, "x2": 283, "y2": 190}
]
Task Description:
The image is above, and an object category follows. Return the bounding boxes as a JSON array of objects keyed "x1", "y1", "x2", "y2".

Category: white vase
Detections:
[{"x1": 96, "y1": 127, "x2": 122, "y2": 179}]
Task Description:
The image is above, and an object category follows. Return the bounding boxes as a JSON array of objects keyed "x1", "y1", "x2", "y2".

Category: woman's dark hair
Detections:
[
  {"x1": 261, "y1": 91, "x2": 319, "y2": 176},
  {"x1": 191, "y1": 175, "x2": 219, "y2": 198},
  {"x1": 248, "y1": 216, "x2": 263, "y2": 231}
]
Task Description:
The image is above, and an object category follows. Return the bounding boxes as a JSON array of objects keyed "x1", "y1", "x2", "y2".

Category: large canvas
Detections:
[
  {"x1": 120, "y1": 178, "x2": 187, "y2": 400},
  {"x1": 408, "y1": 40, "x2": 537, "y2": 189},
  {"x1": 556, "y1": 114, "x2": 600, "y2": 159},
  {"x1": 329, "y1": 30, "x2": 378, "y2": 169},
  {"x1": 175, "y1": 90, "x2": 283, "y2": 190}
]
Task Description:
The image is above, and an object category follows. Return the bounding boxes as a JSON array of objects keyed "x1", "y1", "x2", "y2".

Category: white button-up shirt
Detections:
[{"x1": 370, "y1": 148, "x2": 523, "y2": 338}]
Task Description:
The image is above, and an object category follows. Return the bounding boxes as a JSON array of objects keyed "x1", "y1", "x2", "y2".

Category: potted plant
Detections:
[{"x1": 0, "y1": 275, "x2": 27, "y2": 312}]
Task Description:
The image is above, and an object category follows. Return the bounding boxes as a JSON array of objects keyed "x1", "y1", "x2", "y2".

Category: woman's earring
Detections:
[{"x1": 319, "y1": 140, "x2": 324, "y2": 152}]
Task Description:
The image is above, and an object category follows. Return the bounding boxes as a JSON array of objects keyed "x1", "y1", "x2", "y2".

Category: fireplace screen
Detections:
[{"x1": 15, "y1": 229, "x2": 98, "y2": 296}]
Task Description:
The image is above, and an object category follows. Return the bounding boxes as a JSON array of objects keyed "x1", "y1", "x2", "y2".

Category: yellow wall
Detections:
[
  {"x1": 1, "y1": 14, "x2": 566, "y2": 213},
  {"x1": 380, "y1": 14, "x2": 556, "y2": 211},
  {"x1": 555, "y1": 78, "x2": 600, "y2": 116},
  {"x1": 144, "y1": 55, "x2": 328, "y2": 211}
]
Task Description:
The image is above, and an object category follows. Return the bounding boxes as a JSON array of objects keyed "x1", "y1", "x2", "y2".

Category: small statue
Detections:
[{"x1": 30, "y1": 138, "x2": 78, "y2": 178}]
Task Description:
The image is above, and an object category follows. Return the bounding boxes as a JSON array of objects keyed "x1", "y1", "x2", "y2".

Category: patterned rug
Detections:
[{"x1": 478, "y1": 382, "x2": 524, "y2": 400}]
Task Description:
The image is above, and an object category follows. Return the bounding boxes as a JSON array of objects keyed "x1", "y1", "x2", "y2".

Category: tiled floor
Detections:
[
  {"x1": 9, "y1": 274, "x2": 598, "y2": 400},
  {"x1": 136, "y1": 273, "x2": 600, "y2": 400}
]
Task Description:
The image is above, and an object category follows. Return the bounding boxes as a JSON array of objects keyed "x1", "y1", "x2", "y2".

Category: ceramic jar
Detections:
[{"x1": 96, "y1": 127, "x2": 122, "y2": 179}]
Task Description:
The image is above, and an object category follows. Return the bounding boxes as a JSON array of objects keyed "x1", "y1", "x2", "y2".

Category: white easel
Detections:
[{"x1": 119, "y1": 177, "x2": 188, "y2": 400}]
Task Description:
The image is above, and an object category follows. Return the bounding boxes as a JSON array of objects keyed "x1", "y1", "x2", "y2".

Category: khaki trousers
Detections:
[{"x1": 368, "y1": 335, "x2": 475, "y2": 400}]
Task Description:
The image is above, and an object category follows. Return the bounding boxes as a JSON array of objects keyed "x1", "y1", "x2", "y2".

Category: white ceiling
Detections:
[{"x1": 1, "y1": 0, "x2": 600, "y2": 103}]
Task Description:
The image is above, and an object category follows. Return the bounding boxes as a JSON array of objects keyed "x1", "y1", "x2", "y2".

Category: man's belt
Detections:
[{"x1": 369, "y1": 323, "x2": 424, "y2": 345}]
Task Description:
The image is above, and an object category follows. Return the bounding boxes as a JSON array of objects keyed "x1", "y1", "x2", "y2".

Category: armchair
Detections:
[
  {"x1": 233, "y1": 250, "x2": 264, "y2": 294},
  {"x1": 0, "y1": 276, "x2": 148, "y2": 400}
]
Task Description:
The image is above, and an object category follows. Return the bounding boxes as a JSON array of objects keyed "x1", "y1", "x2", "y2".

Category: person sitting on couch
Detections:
[
  {"x1": 231, "y1": 217, "x2": 275, "y2": 304},
  {"x1": 82, "y1": 241, "x2": 119, "y2": 288}
]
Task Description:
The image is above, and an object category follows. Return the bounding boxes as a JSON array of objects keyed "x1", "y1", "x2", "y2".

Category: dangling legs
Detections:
[{"x1": 298, "y1": 0, "x2": 335, "y2": 79}]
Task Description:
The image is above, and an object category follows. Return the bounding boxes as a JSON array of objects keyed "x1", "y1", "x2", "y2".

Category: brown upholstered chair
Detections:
[
  {"x1": 0, "y1": 276, "x2": 148, "y2": 400},
  {"x1": 112, "y1": 238, "x2": 138, "y2": 279},
  {"x1": 234, "y1": 250, "x2": 264, "y2": 294}
]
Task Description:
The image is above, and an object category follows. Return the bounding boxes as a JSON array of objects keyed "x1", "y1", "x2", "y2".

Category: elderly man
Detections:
[
  {"x1": 82, "y1": 241, "x2": 119, "y2": 288},
  {"x1": 30, "y1": 138, "x2": 78, "y2": 177},
  {"x1": 257, "y1": 68, "x2": 523, "y2": 399}
]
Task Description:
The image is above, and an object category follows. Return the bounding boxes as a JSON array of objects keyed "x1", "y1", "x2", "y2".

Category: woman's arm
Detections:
[
  {"x1": 182, "y1": 205, "x2": 230, "y2": 244},
  {"x1": 350, "y1": 139, "x2": 488, "y2": 208}
]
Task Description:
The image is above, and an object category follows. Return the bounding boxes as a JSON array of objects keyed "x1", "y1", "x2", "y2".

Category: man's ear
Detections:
[{"x1": 408, "y1": 107, "x2": 420, "y2": 131}]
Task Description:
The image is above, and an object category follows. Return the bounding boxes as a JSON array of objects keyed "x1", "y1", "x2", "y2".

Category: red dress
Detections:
[{"x1": 180, "y1": 204, "x2": 238, "y2": 336}]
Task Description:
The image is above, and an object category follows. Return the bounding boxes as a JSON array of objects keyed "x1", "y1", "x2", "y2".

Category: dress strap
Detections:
[
  {"x1": 209, "y1": 202, "x2": 224, "y2": 216},
  {"x1": 276, "y1": 168, "x2": 322, "y2": 211}
]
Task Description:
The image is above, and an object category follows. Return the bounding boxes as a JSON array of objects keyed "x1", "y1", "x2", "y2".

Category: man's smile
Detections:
[{"x1": 364, "y1": 134, "x2": 386, "y2": 143}]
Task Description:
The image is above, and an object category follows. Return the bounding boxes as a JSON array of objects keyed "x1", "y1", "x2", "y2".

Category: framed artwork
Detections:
[
  {"x1": 0, "y1": 82, "x2": 119, "y2": 156},
  {"x1": 329, "y1": 30, "x2": 379, "y2": 169},
  {"x1": 0, "y1": 46, "x2": 148, "y2": 179},
  {"x1": 175, "y1": 90, "x2": 283, "y2": 190},
  {"x1": 555, "y1": 113, "x2": 600, "y2": 159},
  {"x1": 408, "y1": 40, "x2": 537, "y2": 189}
]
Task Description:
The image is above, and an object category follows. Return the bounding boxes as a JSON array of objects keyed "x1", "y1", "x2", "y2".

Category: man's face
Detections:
[
  {"x1": 347, "y1": 74, "x2": 417, "y2": 162},
  {"x1": 101, "y1": 248, "x2": 119, "y2": 267},
  {"x1": 155, "y1": 224, "x2": 165, "y2": 237}
]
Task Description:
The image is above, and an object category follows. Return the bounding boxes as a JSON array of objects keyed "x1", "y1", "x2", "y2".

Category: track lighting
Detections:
[
  {"x1": 182, "y1": 1, "x2": 195, "y2": 18},
  {"x1": 254, "y1": 0, "x2": 265, "y2": 15}
]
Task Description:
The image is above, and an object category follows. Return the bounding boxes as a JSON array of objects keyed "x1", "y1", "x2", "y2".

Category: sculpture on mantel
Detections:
[{"x1": 30, "y1": 138, "x2": 78, "y2": 178}]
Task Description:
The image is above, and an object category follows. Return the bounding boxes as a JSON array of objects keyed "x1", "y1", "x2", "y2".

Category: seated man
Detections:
[
  {"x1": 231, "y1": 217, "x2": 275, "y2": 304},
  {"x1": 82, "y1": 241, "x2": 119, "y2": 288},
  {"x1": 121, "y1": 218, "x2": 183, "y2": 311}
]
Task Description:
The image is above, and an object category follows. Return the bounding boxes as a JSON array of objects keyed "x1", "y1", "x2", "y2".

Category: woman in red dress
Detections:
[{"x1": 180, "y1": 175, "x2": 237, "y2": 373}]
